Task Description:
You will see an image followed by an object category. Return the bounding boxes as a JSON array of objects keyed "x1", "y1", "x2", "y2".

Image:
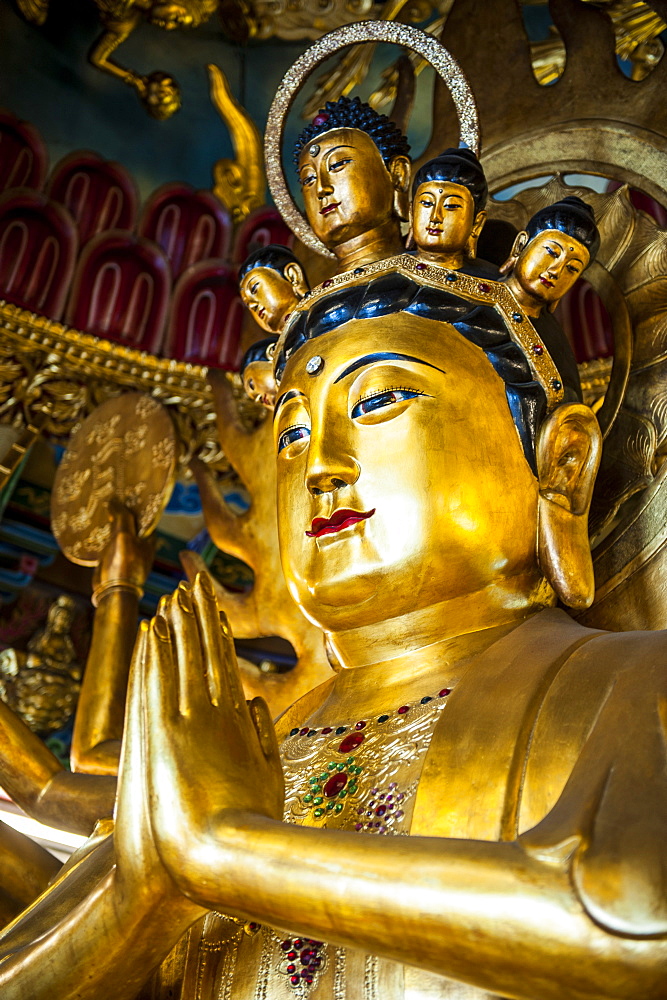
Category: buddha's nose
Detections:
[{"x1": 306, "y1": 430, "x2": 359, "y2": 496}]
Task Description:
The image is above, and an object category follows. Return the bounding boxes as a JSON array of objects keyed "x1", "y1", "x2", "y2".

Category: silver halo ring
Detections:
[{"x1": 265, "y1": 21, "x2": 480, "y2": 259}]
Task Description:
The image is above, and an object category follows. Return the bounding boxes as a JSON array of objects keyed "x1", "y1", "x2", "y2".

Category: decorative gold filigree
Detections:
[{"x1": 0, "y1": 300, "x2": 226, "y2": 475}]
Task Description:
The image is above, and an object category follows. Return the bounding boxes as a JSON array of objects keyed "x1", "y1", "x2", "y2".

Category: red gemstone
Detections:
[
  {"x1": 313, "y1": 112, "x2": 329, "y2": 127},
  {"x1": 439, "y1": 688, "x2": 451, "y2": 697},
  {"x1": 290, "y1": 975, "x2": 301, "y2": 985},
  {"x1": 532, "y1": 343, "x2": 544, "y2": 355},
  {"x1": 299, "y1": 727, "x2": 309, "y2": 735},
  {"x1": 287, "y1": 964, "x2": 296, "y2": 973},
  {"x1": 322, "y1": 727, "x2": 333, "y2": 734},
  {"x1": 338, "y1": 731, "x2": 364, "y2": 753},
  {"x1": 287, "y1": 950, "x2": 297, "y2": 960},
  {"x1": 397, "y1": 705, "x2": 409, "y2": 715},
  {"x1": 324, "y1": 772, "x2": 348, "y2": 797},
  {"x1": 478, "y1": 282, "x2": 491, "y2": 293},
  {"x1": 376, "y1": 804, "x2": 387, "y2": 816},
  {"x1": 355, "y1": 720, "x2": 367, "y2": 730},
  {"x1": 322, "y1": 279, "x2": 333, "y2": 287},
  {"x1": 416, "y1": 262, "x2": 426, "y2": 271}
]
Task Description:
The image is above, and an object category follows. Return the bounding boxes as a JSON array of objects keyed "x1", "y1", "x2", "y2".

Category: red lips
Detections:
[
  {"x1": 306, "y1": 508, "x2": 375, "y2": 537},
  {"x1": 320, "y1": 203, "x2": 340, "y2": 216}
]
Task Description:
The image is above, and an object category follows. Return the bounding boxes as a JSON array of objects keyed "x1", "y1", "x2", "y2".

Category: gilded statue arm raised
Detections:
[
  {"x1": 0, "y1": 622, "x2": 204, "y2": 1000},
  {"x1": 142, "y1": 580, "x2": 665, "y2": 1000},
  {"x1": 70, "y1": 500, "x2": 154, "y2": 776}
]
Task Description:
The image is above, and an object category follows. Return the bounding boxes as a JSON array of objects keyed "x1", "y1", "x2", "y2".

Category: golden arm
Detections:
[
  {"x1": 0, "y1": 622, "x2": 204, "y2": 1000},
  {"x1": 0, "y1": 698, "x2": 115, "y2": 835},
  {"x1": 144, "y1": 580, "x2": 666, "y2": 1000},
  {"x1": 70, "y1": 501, "x2": 154, "y2": 775}
]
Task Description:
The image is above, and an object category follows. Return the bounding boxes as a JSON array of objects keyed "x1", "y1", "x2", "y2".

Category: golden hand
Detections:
[
  {"x1": 114, "y1": 620, "x2": 204, "y2": 922},
  {"x1": 143, "y1": 575, "x2": 284, "y2": 903}
]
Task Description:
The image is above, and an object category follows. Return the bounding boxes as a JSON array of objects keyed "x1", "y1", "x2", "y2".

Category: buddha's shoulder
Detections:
[{"x1": 527, "y1": 616, "x2": 666, "y2": 774}]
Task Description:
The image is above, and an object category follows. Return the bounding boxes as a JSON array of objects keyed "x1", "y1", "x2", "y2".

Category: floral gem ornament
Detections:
[{"x1": 281, "y1": 687, "x2": 453, "y2": 833}]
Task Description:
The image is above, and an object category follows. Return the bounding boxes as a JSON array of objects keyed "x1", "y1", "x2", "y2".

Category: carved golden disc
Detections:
[{"x1": 51, "y1": 393, "x2": 177, "y2": 566}]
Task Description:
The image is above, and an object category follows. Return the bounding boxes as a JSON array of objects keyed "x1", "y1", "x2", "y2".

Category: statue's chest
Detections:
[{"x1": 176, "y1": 689, "x2": 470, "y2": 1000}]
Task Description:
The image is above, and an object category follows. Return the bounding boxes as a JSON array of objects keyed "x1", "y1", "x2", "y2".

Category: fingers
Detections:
[
  {"x1": 144, "y1": 607, "x2": 179, "y2": 725},
  {"x1": 193, "y1": 572, "x2": 244, "y2": 713},
  {"x1": 248, "y1": 697, "x2": 280, "y2": 763},
  {"x1": 115, "y1": 621, "x2": 148, "y2": 827},
  {"x1": 163, "y1": 584, "x2": 203, "y2": 718}
]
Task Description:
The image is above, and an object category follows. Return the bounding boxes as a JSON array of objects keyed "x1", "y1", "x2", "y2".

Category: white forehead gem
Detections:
[
  {"x1": 309, "y1": 144, "x2": 320, "y2": 157},
  {"x1": 305, "y1": 355, "x2": 324, "y2": 375}
]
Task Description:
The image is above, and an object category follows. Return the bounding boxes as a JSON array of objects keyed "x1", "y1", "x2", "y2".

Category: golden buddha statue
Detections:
[
  {"x1": 239, "y1": 246, "x2": 310, "y2": 337},
  {"x1": 410, "y1": 146, "x2": 489, "y2": 272},
  {"x1": 0, "y1": 596, "x2": 82, "y2": 735},
  {"x1": 240, "y1": 336, "x2": 278, "y2": 409},
  {"x1": 294, "y1": 96, "x2": 411, "y2": 270},
  {"x1": 0, "y1": 70, "x2": 664, "y2": 1000},
  {"x1": 500, "y1": 197, "x2": 600, "y2": 319}
]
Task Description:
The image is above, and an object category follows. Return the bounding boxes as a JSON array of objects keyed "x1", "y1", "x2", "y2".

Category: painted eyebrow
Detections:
[
  {"x1": 273, "y1": 388, "x2": 306, "y2": 420},
  {"x1": 333, "y1": 352, "x2": 446, "y2": 384}
]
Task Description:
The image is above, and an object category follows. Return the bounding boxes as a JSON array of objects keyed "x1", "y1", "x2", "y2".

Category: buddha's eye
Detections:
[
  {"x1": 545, "y1": 246, "x2": 559, "y2": 258},
  {"x1": 444, "y1": 202, "x2": 461, "y2": 211},
  {"x1": 300, "y1": 172, "x2": 316, "y2": 187},
  {"x1": 419, "y1": 198, "x2": 435, "y2": 208},
  {"x1": 278, "y1": 424, "x2": 310, "y2": 453},
  {"x1": 566, "y1": 263, "x2": 580, "y2": 274},
  {"x1": 351, "y1": 388, "x2": 425, "y2": 419},
  {"x1": 330, "y1": 156, "x2": 352, "y2": 172}
]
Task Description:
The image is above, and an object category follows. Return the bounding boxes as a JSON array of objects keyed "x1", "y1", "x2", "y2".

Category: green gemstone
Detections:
[
  {"x1": 355, "y1": 766, "x2": 363, "y2": 774},
  {"x1": 311, "y1": 784, "x2": 321, "y2": 794},
  {"x1": 348, "y1": 783, "x2": 357, "y2": 794},
  {"x1": 308, "y1": 776, "x2": 319, "y2": 785},
  {"x1": 336, "y1": 762, "x2": 345, "y2": 771},
  {"x1": 304, "y1": 794, "x2": 313, "y2": 803},
  {"x1": 326, "y1": 801, "x2": 335, "y2": 811},
  {"x1": 314, "y1": 808, "x2": 324, "y2": 818},
  {"x1": 328, "y1": 762, "x2": 337, "y2": 771},
  {"x1": 319, "y1": 772, "x2": 328, "y2": 781},
  {"x1": 338, "y1": 789, "x2": 347, "y2": 798},
  {"x1": 334, "y1": 803, "x2": 343, "y2": 814},
  {"x1": 313, "y1": 796, "x2": 323, "y2": 805},
  {"x1": 346, "y1": 757, "x2": 355, "y2": 765}
]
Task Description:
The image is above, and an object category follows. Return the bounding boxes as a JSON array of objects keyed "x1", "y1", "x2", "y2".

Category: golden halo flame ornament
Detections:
[
  {"x1": 265, "y1": 21, "x2": 480, "y2": 258},
  {"x1": 51, "y1": 393, "x2": 178, "y2": 566}
]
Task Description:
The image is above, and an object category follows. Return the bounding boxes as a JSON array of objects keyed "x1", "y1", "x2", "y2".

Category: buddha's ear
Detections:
[
  {"x1": 536, "y1": 403, "x2": 601, "y2": 609},
  {"x1": 285, "y1": 262, "x2": 309, "y2": 299},
  {"x1": 466, "y1": 209, "x2": 487, "y2": 258},
  {"x1": 389, "y1": 156, "x2": 411, "y2": 221},
  {"x1": 499, "y1": 229, "x2": 528, "y2": 276}
]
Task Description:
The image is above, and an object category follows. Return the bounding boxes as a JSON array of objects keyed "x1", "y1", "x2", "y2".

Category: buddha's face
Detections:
[
  {"x1": 513, "y1": 229, "x2": 590, "y2": 308},
  {"x1": 243, "y1": 359, "x2": 277, "y2": 409},
  {"x1": 412, "y1": 181, "x2": 477, "y2": 254},
  {"x1": 274, "y1": 313, "x2": 541, "y2": 633},
  {"x1": 297, "y1": 129, "x2": 396, "y2": 250},
  {"x1": 240, "y1": 266, "x2": 298, "y2": 334}
]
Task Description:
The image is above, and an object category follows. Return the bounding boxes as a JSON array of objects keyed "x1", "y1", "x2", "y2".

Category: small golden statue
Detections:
[
  {"x1": 410, "y1": 146, "x2": 489, "y2": 270},
  {"x1": 0, "y1": 596, "x2": 82, "y2": 735},
  {"x1": 239, "y1": 337, "x2": 278, "y2": 409},
  {"x1": 500, "y1": 197, "x2": 600, "y2": 318},
  {"x1": 239, "y1": 246, "x2": 310, "y2": 336},
  {"x1": 16, "y1": 0, "x2": 218, "y2": 119}
]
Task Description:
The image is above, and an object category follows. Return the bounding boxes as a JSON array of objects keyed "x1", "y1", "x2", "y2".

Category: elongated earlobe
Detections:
[
  {"x1": 536, "y1": 403, "x2": 601, "y2": 609},
  {"x1": 390, "y1": 156, "x2": 411, "y2": 222},
  {"x1": 466, "y1": 210, "x2": 487, "y2": 259},
  {"x1": 499, "y1": 230, "x2": 528, "y2": 276}
]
